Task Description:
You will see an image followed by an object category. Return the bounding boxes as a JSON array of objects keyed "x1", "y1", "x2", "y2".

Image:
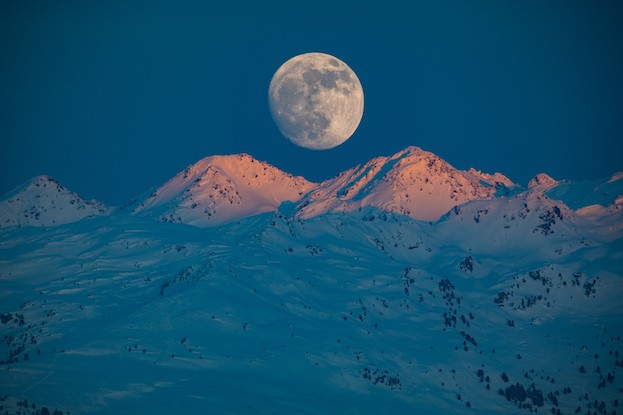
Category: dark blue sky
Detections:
[{"x1": 2, "y1": 1, "x2": 622, "y2": 205}]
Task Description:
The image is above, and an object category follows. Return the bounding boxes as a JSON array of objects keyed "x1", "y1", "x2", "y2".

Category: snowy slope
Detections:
[
  {"x1": 545, "y1": 172, "x2": 623, "y2": 210},
  {"x1": 295, "y1": 146, "x2": 518, "y2": 221},
  {"x1": 132, "y1": 153, "x2": 317, "y2": 226},
  {"x1": 0, "y1": 175, "x2": 109, "y2": 228},
  {"x1": 526, "y1": 172, "x2": 623, "y2": 235},
  {"x1": 0, "y1": 206, "x2": 621, "y2": 415}
]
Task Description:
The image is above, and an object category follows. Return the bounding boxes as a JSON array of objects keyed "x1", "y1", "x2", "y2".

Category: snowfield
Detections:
[{"x1": 1, "y1": 148, "x2": 622, "y2": 415}]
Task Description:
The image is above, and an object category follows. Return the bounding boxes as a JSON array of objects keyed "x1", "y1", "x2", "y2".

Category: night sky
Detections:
[{"x1": 2, "y1": 1, "x2": 622, "y2": 206}]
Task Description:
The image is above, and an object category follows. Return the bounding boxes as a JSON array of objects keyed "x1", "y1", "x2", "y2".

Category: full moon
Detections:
[{"x1": 268, "y1": 52, "x2": 364, "y2": 150}]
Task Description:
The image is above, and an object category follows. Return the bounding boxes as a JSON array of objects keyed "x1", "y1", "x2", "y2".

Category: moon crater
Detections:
[{"x1": 268, "y1": 52, "x2": 364, "y2": 150}]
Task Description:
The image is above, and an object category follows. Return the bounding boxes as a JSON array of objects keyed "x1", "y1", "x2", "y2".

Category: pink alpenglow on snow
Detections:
[
  {"x1": 295, "y1": 146, "x2": 518, "y2": 222},
  {"x1": 132, "y1": 153, "x2": 317, "y2": 226}
]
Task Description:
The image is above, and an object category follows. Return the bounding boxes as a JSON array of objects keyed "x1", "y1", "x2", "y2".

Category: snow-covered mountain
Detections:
[
  {"x1": 1, "y1": 148, "x2": 622, "y2": 415},
  {"x1": 296, "y1": 146, "x2": 517, "y2": 221},
  {"x1": 131, "y1": 153, "x2": 316, "y2": 226},
  {"x1": 0, "y1": 175, "x2": 109, "y2": 228},
  {"x1": 129, "y1": 147, "x2": 520, "y2": 226},
  {"x1": 4, "y1": 148, "x2": 620, "y2": 230}
]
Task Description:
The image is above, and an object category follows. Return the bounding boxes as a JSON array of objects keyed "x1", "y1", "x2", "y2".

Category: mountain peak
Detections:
[
  {"x1": 393, "y1": 145, "x2": 425, "y2": 156},
  {"x1": 389, "y1": 146, "x2": 443, "y2": 165},
  {"x1": 133, "y1": 153, "x2": 317, "y2": 226},
  {"x1": 296, "y1": 147, "x2": 517, "y2": 221},
  {"x1": 12, "y1": 175, "x2": 60, "y2": 194},
  {"x1": 529, "y1": 173, "x2": 558, "y2": 189},
  {"x1": 0, "y1": 175, "x2": 109, "y2": 228}
]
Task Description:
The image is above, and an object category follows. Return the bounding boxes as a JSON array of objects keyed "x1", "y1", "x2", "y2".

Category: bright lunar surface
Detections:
[{"x1": 268, "y1": 52, "x2": 364, "y2": 150}]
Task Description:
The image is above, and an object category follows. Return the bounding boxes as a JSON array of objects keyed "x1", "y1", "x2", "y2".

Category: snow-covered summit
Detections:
[
  {"x1": 132, "y1": 153, "x2": 317, "y2": 226},
  {"x1": 0, "y1": 175, "x2": 109, "y2": 228},
  {"x1": 296, "y1": 146, "x2": 517, "y2": 221},
  {"x1": 528, "y1": 173, "x2": 558, "y2": 189}
]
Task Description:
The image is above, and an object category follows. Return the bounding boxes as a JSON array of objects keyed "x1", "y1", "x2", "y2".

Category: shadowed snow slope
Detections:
[
  {"x1": 132, "y1": 153, "x2": 317, "y2": 226},
  {"x1": 0, "y1": 203, "x2": 621, "y2": 414},
  {"x1": 545, "y1": 172, "x2": 623, "y2": 210},
  {"x1": 0, "y1": 175, "x2": 109, "y2": 228}
]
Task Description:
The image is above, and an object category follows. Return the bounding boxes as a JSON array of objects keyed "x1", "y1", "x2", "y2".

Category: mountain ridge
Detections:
[{"x1": 1, "y1": 147, "x2": 622, "y2": 228}]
